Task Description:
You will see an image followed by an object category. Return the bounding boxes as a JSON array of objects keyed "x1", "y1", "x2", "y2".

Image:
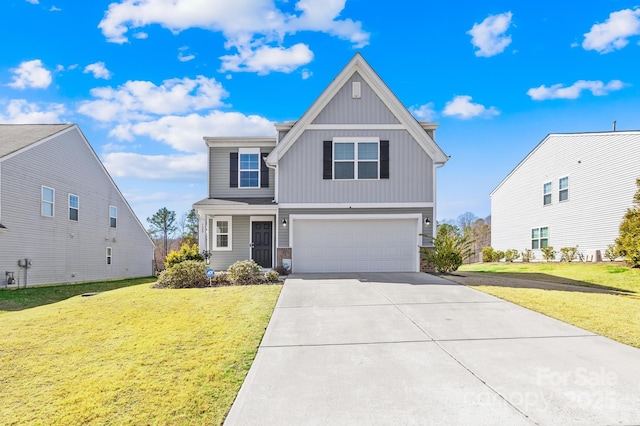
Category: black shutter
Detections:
[
  {"x1": 260, "y1": 152, "x2": 269, "y2": 188},
  {"x1": 230, "y1": 152, "x2": 238, "y2": 188},
  {"x1": 380, "y1": 140, "x2": 389, "y2": 179},
  {"x1": 323, "y1": 140, "x2": 333, "y2": 179}
]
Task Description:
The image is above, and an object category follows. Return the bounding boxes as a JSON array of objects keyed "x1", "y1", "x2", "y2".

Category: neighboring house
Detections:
[
  {"x1": 194, "y1": 53, "x2": 449, "y2": 273},
  {"x1": 491, "y1": 131, "x2": 640, "y2": 260},
  {"x1": 0, "y1": 124, "x2": 154, "y2": 286}
]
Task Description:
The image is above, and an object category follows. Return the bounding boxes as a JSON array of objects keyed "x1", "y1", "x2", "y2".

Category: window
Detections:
[
  {"x1": 531, "y1": 227, "x2": 549, "y2": 249},
  {"x1": 239, "y1": 148, "x2": 260, "y2": 188},
  {"x1": 69, "y1": 194, "x2": 79, "y2": 221},
  {"x1": 213, "y1": 217, "x2": 232, "y2": 250},
  {"x1": 109, "y1": 206, "x2": 117, "y2": 228},
  {"x1": 543, "y1": 182, "x2": 552, "y2": 206},
  {"x1": 559, "y1": 176, "x2": 569, "y2": 202},
  {"x1": 333, "y1": 139, "x2": 379, "y2": 180},
  {"x1": 106, "y1": 247, "x2": 112, "y2": 265},
  {"x1": 41, "y1": 186, "x2": 54, "y2": 217}
]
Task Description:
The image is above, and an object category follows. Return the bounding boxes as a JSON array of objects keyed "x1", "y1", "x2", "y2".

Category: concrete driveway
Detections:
[{"x1": 224, "y1": 273, "x2": 640, "y2": 425}]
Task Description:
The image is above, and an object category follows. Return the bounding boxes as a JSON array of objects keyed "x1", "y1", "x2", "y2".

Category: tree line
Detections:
[{"x1": 146, "y1": 207, "x2": 198, "y2": 271}]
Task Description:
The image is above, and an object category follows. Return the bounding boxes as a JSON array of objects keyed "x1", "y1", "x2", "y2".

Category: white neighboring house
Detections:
[
  {"x1": 0, "y1": 124, "x2": 155, "y2": 287},
  {"x1": 491, "y1": 131, "x2": 640, "y2": 261}
]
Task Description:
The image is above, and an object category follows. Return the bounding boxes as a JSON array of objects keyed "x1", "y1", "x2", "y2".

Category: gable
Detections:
[
  {"x1": 0, "y1": 124, "x2": 73, "y2": 159},
  {"x1": 312, "y1": 72, "x2": 400, "y2": 125}
]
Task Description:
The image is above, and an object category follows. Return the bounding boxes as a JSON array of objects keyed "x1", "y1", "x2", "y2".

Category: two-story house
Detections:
[
  {"x1": 194, "y1": 53, "x2": 449, "y2": 273},
  {"x1": 0, "y1": 124, "x2": 154, "y2": 286},
  {"x1": 491, "y1": 130, "x2": 640, "y2": 260}
]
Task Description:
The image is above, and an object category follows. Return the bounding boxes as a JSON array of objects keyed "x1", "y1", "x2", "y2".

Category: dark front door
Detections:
[{"x1": 251, "y1": 221, "x2": 272, "y2": 268}]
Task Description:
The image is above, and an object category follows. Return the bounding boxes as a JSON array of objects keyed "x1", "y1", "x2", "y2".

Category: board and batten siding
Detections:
[
  {"x1": 312, "y1": 72, "x2": 400, "y2": 125},
  {"x1": 209, "y1": 146, "x2": 275, "y2": 199},
  {"x1": 0, "y1": 127, "x2": 153, "y2": 286},
  {"x1": 208, "y1": 215, "x2": 251, "y2": 270},
  {"x1": 491, "y1": 132, "x2": 640, "y2": 257},
  {"x1": 277, "y1": 207, "x2": 433, "y2": 248},
  {"x1": 278, "y1": 130, "x2": 434, "y2": 204}
]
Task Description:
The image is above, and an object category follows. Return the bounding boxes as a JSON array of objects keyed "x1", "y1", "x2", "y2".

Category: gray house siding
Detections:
[
  {"x1": 278, "y1": 130, "x2": 434, "y2": 203},
  {"x1": 208, "y1": 215, "x2": 251, "y2": 270},
  {"x1": 278, "y1": 207, "x2": 433, "y2": 247},
  {"x1": 209, "y1": 146, "x2": 275, "y2": 199},
  {"x1": 0, "y1": 127, "x2": 153, "y2": 286},
  {"x1": 312, "y1": 72, "x2": 400, "y2": 125}
]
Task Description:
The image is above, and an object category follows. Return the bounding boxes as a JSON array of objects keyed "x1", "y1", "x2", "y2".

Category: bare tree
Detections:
[{"x1": 147, "y1": 207, "x2": 177, "y2": 260}]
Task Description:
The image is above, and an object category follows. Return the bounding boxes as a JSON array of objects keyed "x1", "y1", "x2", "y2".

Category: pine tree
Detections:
[{"x1": 615, "y1": 179, "x2": 640, "y2": 267}]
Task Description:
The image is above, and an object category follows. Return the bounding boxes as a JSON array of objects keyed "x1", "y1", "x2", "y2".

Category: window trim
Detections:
[
  {"x1": 559, "y1": 176, "x2": 569, "y2": 202},
  {"x1": 543, "y1": 181, "x2": 552, "y2": 206},
  {"x1": 69, "y1": 194, "x2": 79, "y2": 221},
  {"x1": 109, "y1": 205, "x2": 117, "y2": 228},
  {"x1": 332, "y1": 137, "x2": 380, "y2": 180},
  {"x1": 212, "y1": 216, "x2": 232, "y2": 251},
  {"x1": 41, "y1": 186, "x2": 55, "y2": 217},
  {"x1": 531, "y1": 226, "x2": 549, "y2": 250},
  {"x1": 106, "y1": 247, "x2": 112, "y2": 265},
  {"x1": 238, "y1": 148, "x2": 260, "y2": 189}
]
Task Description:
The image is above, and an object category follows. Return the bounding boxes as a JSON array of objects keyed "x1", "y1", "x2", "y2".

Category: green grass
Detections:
[
  {"x1": 458, "y1": 262, "x2": 640, "y2": 293},
  {"x1": 0, "y1": 276, "x2": 158, "y2": 312},
  {"x1": 0, "y1": 282, "x2": 281, "y2": 425}
]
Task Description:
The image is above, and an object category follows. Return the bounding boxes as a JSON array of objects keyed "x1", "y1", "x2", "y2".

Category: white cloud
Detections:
[
  {"x1": 77, "y1": 76, "x2": 228, "y2": 122},
  {"x1": 582, "y1": 8, "x2": 640, "y2": 53},
  {"x1": 0, "y1": 99, "x2": 66, "y2": 123},
  {"x1": 98, "y1": 0, "x2": 369, "y2": 74},
  {"x1": 84, "y1": 62, "x2": 113, "y2": 79},
  {"x1": 25, "y1": 0, "x2": 38, "y2": 4},
  {"x1": 301, "y1": 69, "x2": 312, "y2": 80},
  {"x1": 50, "y1": 6, "x2": 61, "y2": 11},
  {"x1": 442, "y1": 95, "x2": 499, "y2": 119},
  {"x1": 527, "y1": 80, "x2": 625, "y2": 100},
  {"x1": 109, "y1": 111, "x2": 275, "y2": 153},
  {"x1": 409, "y1": 102, "x2": 437, "y2": 121},
  {"x1": 467, "y1": 12, "x2": 513, "y2": 57},
  {"x1": 7, "y1": 60, "x2": 52, "y2": 89},
  {"x1": 133, "y1": 32, "x2": 148, "y2": 39},
  {"x1": 220, "y1": 43, "x2": 313, "y2": 74},
  {"x1": 178, "y1": 52, "x2": 195, "y2": 62},
  {"x1": 102, "y1": 152, "x2": 207, "y2": 180}
]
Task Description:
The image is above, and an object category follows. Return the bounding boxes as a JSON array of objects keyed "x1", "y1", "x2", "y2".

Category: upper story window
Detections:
[
  {"x1": 333, "y1": 138, "x2": 379, "y2": 180},
  {"x1": 559, "y1": 176, "x2": 569, "y2": 202},
  {"x1": 543, "y1": 182, "x2": 552, "y2": 206},
  {"x1": 109, "y1": 205, "x2": 117, "y2": 228},
  {"x1": 42, "y1": 186, "x2": 54, "y2": 217},
  {"x1": 69, "y1": 194, "x2": 79, "y2": 221},
  {"x1": 239, "y1": 148, "x2": 260, "y2": 188},
  {"x1": 531, "y1": 226, "x2": 549, "y2": 249},
  {"x1": 212, "y1": 216, "x2": 232, "y2": 250}
]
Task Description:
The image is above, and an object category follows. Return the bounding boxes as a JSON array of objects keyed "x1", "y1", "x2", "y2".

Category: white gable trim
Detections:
[{"x1": 266, "y1": 53, "x2": 449, "y2": 166}]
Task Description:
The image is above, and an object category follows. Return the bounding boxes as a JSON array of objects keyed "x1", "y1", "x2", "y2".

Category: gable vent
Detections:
[{"x1": 352, "y1": 81, "x2": 361, "y2": 99}]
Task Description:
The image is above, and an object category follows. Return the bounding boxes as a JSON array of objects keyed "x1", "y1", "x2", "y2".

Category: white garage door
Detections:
[{"x1": 291, "y1": 217, "x2": 419, "y2": 273}]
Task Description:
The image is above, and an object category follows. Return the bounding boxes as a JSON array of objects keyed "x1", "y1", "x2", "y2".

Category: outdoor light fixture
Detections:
[
  {"x1": 202, "y1": 249, "x2": 212, "y2": 265},
  {"x1": 281, "y1": 218, "x2": 288, "y2": 227},
  {"x1": 425, "y1": 217, "x2": 431, "y2": 225}
]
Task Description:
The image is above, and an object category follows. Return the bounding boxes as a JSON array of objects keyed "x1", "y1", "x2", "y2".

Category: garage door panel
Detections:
[{"x1": 292, "y1": 218, "x2": 418, "y2": 273}]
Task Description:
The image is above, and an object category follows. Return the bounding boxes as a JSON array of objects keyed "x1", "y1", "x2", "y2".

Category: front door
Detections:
[{"x1": 251, "y1": 221, "x2": 272, "y2": 268}]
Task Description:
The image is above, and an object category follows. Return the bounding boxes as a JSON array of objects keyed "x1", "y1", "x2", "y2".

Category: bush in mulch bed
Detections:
[{"x1": 152, "y1": 260, "x2": 281, "y2": 289}]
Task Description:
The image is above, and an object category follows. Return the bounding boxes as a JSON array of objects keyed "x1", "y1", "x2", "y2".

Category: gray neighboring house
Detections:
[
  {"x1": 194, "y1": 53, "x2": 449, "y2": 273},
  {"x1": 0, "y1": 124, "x2": 154, "y2": 287},
  {"x1": 491, "y1": 130, "x2": 640, "y2": 260}
]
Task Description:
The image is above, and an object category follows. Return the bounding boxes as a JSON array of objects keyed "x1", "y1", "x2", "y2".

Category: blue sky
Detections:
[{"x1": 2, "y1": 1, "x2": 640, "y2": 226}]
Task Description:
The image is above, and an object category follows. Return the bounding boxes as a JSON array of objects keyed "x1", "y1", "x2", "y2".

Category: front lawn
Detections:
[
  {"x1": 0, "y1": 282, "x2": 281, "y2": 425},
  {"x1": 457, "y1": 262, "x2": 640, "y2": 349}
]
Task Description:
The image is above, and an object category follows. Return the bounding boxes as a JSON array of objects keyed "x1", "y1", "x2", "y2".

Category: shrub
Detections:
[
  {"x1": 164, "y1": 243, "x2": 204, "y2": 269},
  {"x1": 274, "y1": 265, "x2": 289, "y2": 275},
  {"x1": 228, "y1": 260, "x2": 262, "y2": 285},
  {"x1": 494, "y1": 250, "x2": 505, "y2": 262},
  {"x1": 264, "y1": 270, "x2": 280, "y2": 283},
  {"x1": 604, "y1": 244, "x2": 619, "y2": 262},
  {"x1": 153, "y1": 260, "x2": 209, "y2": 289},
  {"x1": 482, "y1": 246, "x2": 495, "y2": 263},
  {"x1": 504, "y1": 249, "x2": 520, "y2": 262},
  {"x1": 541, "y1": 246, "x2": 556, "y2": 262},
  {"x1": 521, "y1": 249, "x2": 535, "y2": 263},
  {"x1": 560, "y1": 246, "x2": 578, "y2": 262},
  {"x1": 212, "y1": 271, "x2": 231, "y2": 286},
  {"x1": 420, "y1": 224, "x2": 474, "y2": 273},
  {"x1": 615, "y1": 178, "x2": 640, "y2": 267}
]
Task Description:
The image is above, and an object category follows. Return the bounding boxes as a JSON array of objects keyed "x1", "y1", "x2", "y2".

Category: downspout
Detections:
[
  {"x1": 433, "y1": 160, "x2": 448, "y2": 239},
  {"x1": 265, "y1": 159, "x2": 278, "y2": 267}
]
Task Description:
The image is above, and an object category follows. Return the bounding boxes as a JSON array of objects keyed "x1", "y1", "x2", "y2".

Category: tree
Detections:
[
  {"x1": 615, "y1": 178, "x2": 640, "y2": 267},
  {"x1": 147, "y1": 207, "x2": 177, "y2": 259},
  {"x1": 178, "y1": 209, "x2": 199, "y2": 245},
  {"x1": 457, "y1": 212, "x2": 478, "y2": 236},
  {"x1": 421, "y1": 224, "x2": 474, "y2": 273}
]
